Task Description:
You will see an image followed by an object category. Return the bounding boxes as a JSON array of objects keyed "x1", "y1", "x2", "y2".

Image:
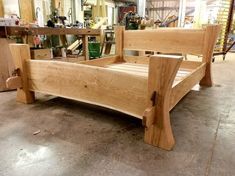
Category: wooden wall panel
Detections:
[
  {"x1": 0, "y1": 0, "x2": 4, "y2": 17},
  {"x1": 19, "y1": 0, "x2": 34, "y2": 22}
]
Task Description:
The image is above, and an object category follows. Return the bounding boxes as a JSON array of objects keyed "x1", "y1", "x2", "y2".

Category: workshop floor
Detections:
[{"x1": 0, "y1": 54, "x2": 235, "y2": 176}]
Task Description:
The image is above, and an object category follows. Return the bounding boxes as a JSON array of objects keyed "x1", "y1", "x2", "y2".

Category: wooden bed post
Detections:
[
  {"x1": 9, "y1": 44, "x2": 35, "y2": 103},
  {"x1": 143, "y1": 55, "x2": 183, "y2": 150},
  {"x1": 200, "y1": 25, "x2": 221, "y2": 86},
  {"x1": 114, "y1": 26, "x2": 125, "y2": 62}
]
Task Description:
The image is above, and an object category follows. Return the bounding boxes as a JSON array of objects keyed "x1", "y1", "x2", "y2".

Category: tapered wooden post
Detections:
[
  {"x1": 9, "y1": 44, "x2": 35, "y2": 103},
  {"x1": 114, "y1": 26, "x2": 125, "y2": 62},
  {"x1": 144, "y1": 55, "x2": 182, "y2": 150},
  {"x1": 200, "y1": 25, "x2": 221, "y2": 86}
]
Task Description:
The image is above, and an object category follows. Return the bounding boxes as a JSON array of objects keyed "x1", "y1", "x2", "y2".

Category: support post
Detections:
[
  {"x1": 200, "y1": 25, "x2": 221, "y2": 86},
  {"x1": 114, "y1": 26, "x2": 125, "y2": 62},
  {"x1": 144, "y1": 55, "x2": 182, "y2": 150},
  {"x1": 82, "y1": 35, "x2": 89, "y2": 60},
  {"x1": 9, "y1": 44, "x2": 35, "y2": 104}
]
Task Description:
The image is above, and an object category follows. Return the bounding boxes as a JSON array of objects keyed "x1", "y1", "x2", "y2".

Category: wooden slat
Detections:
[
  {"x1": 106, "y1": 62, "x2": 193, "y2": 82},
  {"x1": 80, "y1": 55, "x2": 119, "y2": 67},
  {"x1": 26, "y1": 60, "x2": 148, "y2": 118},
  {"x1": 124, "y1": 28, "x2": 205, "y2": 55},
  {"x1": 170, "y1": 63, "x2": 206, "y2": 110},
  {"x1": 124, "y1": 55, "x2": 203, "y2": 70}
]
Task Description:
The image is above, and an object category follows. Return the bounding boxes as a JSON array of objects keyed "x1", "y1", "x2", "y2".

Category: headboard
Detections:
[{"x1": 115, "y1": 25, "x2": 221, "y2": 62}]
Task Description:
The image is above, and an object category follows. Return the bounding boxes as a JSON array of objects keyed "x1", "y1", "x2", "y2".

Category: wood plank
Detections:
[
  {"x1": 170, "y1": 63, "x2": 206, "y2": 110},
  {"x1": 80, "y1": 55, "x2": 119, "y2": 67},
  {"x1": 106, "y1": 61, "x2": 192, "y2": 80},
  {"x1": 124, "y1": 55, "x2": 203, "y2": 70},
  {"x1": 26, "y1": 60, "x2": 148, "y2": 118},
  {"x1": 9, "y1": 44, "x2": 35, "y2": 103},
  {"x1": 124, "y1": 28, "x2": 205, "y2": 55}
]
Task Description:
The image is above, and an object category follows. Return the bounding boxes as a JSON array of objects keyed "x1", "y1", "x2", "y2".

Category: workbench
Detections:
[{"x1": 0, "y1": 26, "x2": 101, "y2": 91}]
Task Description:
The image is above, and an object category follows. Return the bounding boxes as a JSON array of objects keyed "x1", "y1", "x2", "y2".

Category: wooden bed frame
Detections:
[{"x1": 7, "y1": 25, "x2": 220, "y2": 150}]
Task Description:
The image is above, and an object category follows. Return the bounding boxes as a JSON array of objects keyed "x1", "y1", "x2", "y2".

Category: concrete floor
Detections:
[{"x1": 0, "y1": 54, "x2": 235, "y2": 176}]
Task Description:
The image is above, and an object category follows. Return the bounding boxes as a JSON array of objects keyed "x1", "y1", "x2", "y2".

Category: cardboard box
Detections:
[{"x1": 30, "y1": 48, "x2": 51, "y2": 60}]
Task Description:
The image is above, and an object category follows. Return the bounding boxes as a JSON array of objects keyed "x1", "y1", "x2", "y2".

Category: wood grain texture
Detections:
[
  {"x1": 170, "y1": 63, "x2": 206, "y2": 110},
  {"x1": 19, "y1": 0, "x2": 34, "y2": 23},
  {"x1": 144, "y1": 55, "x2": 183, "y2": 150},
  {"x1": 82, "y1": 35, "x2": 89, "y2": 60},
  {"x1": 26, "y1": 60, "x2": 148, "y2": 118},
  {"x1": 9, "y1": 44, "x2": 35, "y2": 103},
  {"x1": 0, "y1": 0, "x2": 4, "y2": 17},
  {"x1": 0, "y1": 39, "x2": 15, "y2": 91},
  {"x1": 115, "y1": 26, "x2": 125, "y2": 62},
  {"x1": 6, "y1": 76, "x2": 22, "y2": 89},
  {"x1": 200, "y1": 25, "x2": 221, "y2": 86},
  {"x1": 80, "y1": 55, "x2": 120, "y2": 67},
  {"x1": 124, "y1": 28, "x2": 205, "y2": 55}
]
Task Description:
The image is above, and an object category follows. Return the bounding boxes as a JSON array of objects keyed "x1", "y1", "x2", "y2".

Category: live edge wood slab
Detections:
[{"x1": 6, "y1": 25, "x2": 220, "y2": 150}]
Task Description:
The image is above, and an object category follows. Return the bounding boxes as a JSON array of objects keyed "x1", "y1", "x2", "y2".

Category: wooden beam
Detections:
[
  {"x1": 144, "y1": 55, "x2": 182, "y2": 150},
  {"x1": 9, "y1": 44, "x2": 35, "y2": 103}
]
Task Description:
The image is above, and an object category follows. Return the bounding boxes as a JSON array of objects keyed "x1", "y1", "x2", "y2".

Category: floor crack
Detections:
[{"x1": 205, "y1": 104, "x2": 231, "y2": 176}]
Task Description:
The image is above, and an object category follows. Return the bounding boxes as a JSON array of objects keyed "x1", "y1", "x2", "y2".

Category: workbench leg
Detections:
[
  {"x1": 143, "y1": 55, "x2": 182, "y2": 150},
  {"x1": 82, "y1": 35, "x2": 89, "y2": 61},
  {"x1": 9, "y1": 44, "x2": 35, "y2": 103}
]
